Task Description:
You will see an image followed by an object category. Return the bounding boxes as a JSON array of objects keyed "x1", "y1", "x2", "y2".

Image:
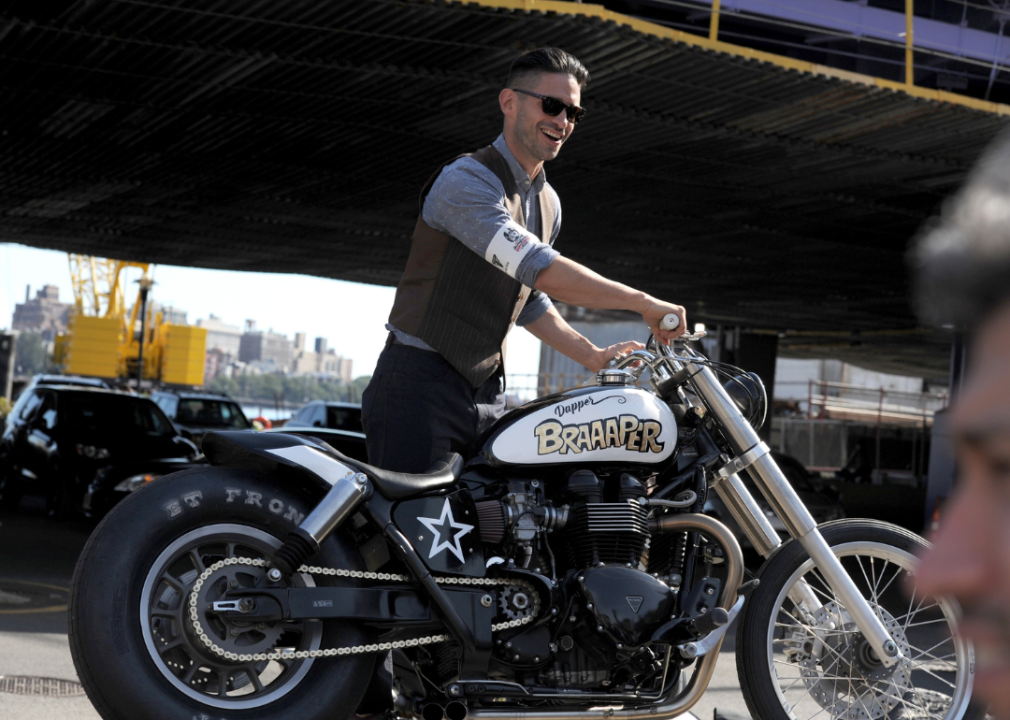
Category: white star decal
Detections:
[{"x1": 417, "y1": 498, "x2": 474, "y2": 563}]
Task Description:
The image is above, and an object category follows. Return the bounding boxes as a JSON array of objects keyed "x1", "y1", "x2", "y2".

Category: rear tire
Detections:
[
  {"x1": 69, "y1": 467, "x2": 375, "y2": 720},
  {"x1": 737, "y1": 520, "x2": 984, "y2": 720}
]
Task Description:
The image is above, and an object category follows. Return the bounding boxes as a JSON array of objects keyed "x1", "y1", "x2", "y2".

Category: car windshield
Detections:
[
  {"x1": 62, "y1": 396, "x2": 175, "y2": 436},
  {"x1": 177, "y1": 399, "x2": 251, "y2": 428},
  {"x1": 326, "y1": 407, "x2": 362, "y2": 432}
]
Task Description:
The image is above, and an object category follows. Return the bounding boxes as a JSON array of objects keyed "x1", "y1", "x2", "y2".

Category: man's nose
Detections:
[{"x1": 915, "y1": 487, "x2": 990, "y2": 601}]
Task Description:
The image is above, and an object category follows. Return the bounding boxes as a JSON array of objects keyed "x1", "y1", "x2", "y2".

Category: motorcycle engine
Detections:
[{"x1": 474, "y1": 470, "x2": 680, "y2": 690}]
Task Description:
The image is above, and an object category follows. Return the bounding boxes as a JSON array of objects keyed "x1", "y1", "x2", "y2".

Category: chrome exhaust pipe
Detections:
[
  {"x1": 445, "y1": 700, "x2": 468, "y2": 720},
  {"x1": 467, "y1": 514, "x2": 743, "y2": 720}
]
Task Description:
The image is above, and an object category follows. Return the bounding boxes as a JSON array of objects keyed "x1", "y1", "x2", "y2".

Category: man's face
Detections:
[
  {"x1": 916, "y1": 300, "x2": 1010, "y2": 717},
  {"x1": 509, "y1": 72, "x2": 581, "y2": 167}
]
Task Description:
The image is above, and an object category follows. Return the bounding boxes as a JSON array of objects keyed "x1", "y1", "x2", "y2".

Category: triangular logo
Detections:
[
  {"x1": 626, "y1": 596, "x2": 644, "y2": 613},
  {"x1": 492, "y1": 255, "x2": 504, "y2": 268}
]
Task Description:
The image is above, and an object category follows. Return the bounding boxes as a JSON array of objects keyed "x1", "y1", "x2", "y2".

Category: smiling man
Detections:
[
  {"x1": 912, "y1": 130, "x2": 1010, "y2": 718},
  {"x1": 361, "y1": 47, "x2": 687, "y2": 474}
]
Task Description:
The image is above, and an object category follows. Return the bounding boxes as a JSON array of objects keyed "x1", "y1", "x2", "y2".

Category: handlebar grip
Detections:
[{"x1": 660, "y1": 313, "x2": 680, "y2": 331}]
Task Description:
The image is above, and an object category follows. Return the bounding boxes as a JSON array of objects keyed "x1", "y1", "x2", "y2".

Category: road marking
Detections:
[{"x1": 0, "y1": 579, "x2": 69, "y2": 615}]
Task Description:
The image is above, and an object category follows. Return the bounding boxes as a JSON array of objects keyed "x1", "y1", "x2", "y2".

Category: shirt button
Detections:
[
  {"x1": 510, "y1": 317, "x2": 515, "y2": 323},
  {"x1": 518, "y1": 294, "x2": 524, "y2": 300}
]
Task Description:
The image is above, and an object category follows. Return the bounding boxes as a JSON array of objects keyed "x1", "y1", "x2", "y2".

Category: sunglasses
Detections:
[{"x1": 512, "y1": 89, "x2": 587, "y2": 124}]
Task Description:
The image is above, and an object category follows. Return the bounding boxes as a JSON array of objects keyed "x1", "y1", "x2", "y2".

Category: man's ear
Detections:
[{"x1": 499, "y1": 88, "x2": 517, "y2": 119}]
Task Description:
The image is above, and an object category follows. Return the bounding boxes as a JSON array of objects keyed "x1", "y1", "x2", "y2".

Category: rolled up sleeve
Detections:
[
  {"x1": 516, "y1": 289, "x2": 553, "y2": 327},
  {"x1": 422, "y1": 159, "x2": 559, "y2": 288}
]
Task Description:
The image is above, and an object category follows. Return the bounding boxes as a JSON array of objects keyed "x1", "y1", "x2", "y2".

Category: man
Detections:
[
  {"x1": 912, "y1": 130, "x2": 1010, "y2": 718},
  {"x1": 362, "y1": 47, "x2": 687, "y2": 474}
]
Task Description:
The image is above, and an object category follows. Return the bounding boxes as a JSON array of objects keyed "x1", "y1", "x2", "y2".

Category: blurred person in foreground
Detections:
[{"x1": 912, "y1": 129, "x2": 1010, "y2": 718}]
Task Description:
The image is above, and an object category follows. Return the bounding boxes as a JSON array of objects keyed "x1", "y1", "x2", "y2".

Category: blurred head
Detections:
[
  {"x1": 499, "y1": 48, "x2": 589, "y2": 172},
  {"x1": 912, "y1": 130, "x2": 1010, "y2": 717}
]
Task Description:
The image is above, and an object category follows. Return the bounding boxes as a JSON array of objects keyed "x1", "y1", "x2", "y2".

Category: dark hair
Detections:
[
  {"x1": 912, "y1": 129, "x2": 1010, "y2": 328},
  {"x1": 507, "y1": 47, "x2": 590, "y2": 90}
]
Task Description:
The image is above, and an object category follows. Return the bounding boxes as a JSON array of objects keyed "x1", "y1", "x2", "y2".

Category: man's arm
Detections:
[
  {"x1": 524, "y1": 304, "x2": 646, "y2": 373},
  {"x1": 533, "y1": 256, "x2": 687, "y2": 344}
]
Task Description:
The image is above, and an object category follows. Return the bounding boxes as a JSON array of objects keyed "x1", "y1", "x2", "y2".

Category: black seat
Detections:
[
  {"x1": 341, "y1": 451, "x2": 464, "y2": 500},
  {"x1": 203, "y1": 431, "x2": 463, "y2": 500}
]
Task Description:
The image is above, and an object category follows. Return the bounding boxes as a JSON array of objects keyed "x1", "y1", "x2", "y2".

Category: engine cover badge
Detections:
[{"x1": 577, "y1": 566, "x2": 676, "y2": 648}]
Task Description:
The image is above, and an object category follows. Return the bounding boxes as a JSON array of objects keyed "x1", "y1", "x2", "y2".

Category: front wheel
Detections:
[
  {"x1": 69, "y1": 467, "x2": 375, "y2": 720},
  {"x1": 737, "y1": 519, "x2": 984, "y2": 720}
]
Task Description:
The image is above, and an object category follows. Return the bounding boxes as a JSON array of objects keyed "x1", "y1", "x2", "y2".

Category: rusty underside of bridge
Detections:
[{"x1": 2, "y1": 0, "x2": 1007, "y2": 380}]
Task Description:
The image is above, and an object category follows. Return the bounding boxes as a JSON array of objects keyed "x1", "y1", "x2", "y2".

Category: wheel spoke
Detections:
[
  {"x1": 208, "y1": 668, "x2": 225, "y2": 697},
  {"x1": 906, "y1": 659, "x2": 959, "y2": 690},
  {"x1": 155, "y1": 637, "x2": 184, "y2": 654},
  {"x1": 904, "y1": 617, "x2": 952, "y2": 629},
  {"x1": 245, "y1": 666, "x2": 265, "y2": 692},
  {"x1": 873, "y1": 561, "x2": 904, "y2": 603},
  {"x1": 181, "y1": 662, "x2": 201, "y2": 685},
  {"x1": 161, "y1": 573, "x2": 187, "y2": 592},
  {"x1": 189, "y1": 550, "x2": 207, "y2": 574}
]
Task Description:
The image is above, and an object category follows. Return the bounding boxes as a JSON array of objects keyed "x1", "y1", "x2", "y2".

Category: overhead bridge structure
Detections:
[{"x1": 1, "y1": 0, "x2": 1008, "y2": 379}]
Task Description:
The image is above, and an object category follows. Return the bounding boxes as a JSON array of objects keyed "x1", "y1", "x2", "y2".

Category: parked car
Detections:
[
  {"x1": 0, "y1": 386, "x2": 203, "y2": 518},
  {"x1": 285, "y1": 401, "x2": 362, "y2": 433},
  {"x1": 151, "y1": 390, "x2": 253, "y2": 448},
  {"x1": 705, "y1": 450, "x2": 845, "y2": 545},
  {"x1": 10, "y1": 373, "x2": 110, "y2": 404}
]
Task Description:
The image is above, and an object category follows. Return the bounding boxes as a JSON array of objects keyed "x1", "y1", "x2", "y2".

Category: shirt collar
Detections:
[{"x1": 493, "y1": 134, "x2": 546, "y2": 195}]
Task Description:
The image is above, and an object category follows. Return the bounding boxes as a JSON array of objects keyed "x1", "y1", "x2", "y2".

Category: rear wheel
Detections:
[
  {"x1": 737, "y1": 520, "x2": 984, "y2": 720},
  {"x1": 69, "y1": 467, "x2": 375, "y2": 720}
]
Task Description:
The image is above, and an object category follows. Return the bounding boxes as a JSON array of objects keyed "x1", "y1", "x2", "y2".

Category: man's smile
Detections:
[{"x1": 540, "y1": 127, "x2": 564, "y2": 145}]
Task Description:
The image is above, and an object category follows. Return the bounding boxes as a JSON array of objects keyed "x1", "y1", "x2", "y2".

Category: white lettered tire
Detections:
[{"x1": 69, "y1": 467, "x2": 375, "y2": 720}]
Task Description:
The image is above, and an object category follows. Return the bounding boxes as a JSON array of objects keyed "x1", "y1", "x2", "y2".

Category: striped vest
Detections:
[{"x1": 388, "y1": 145, "x2": 555, "y2": 388}]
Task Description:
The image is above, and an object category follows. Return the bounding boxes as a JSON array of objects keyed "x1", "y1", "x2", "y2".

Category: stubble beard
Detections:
[{"x1": 515, "y1": 106, "x2": 559, "y2": 164}]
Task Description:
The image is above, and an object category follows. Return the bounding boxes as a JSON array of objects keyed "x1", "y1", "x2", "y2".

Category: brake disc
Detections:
[{"x1": 791, "y1": 602, "x2": 911, "y2": 720}]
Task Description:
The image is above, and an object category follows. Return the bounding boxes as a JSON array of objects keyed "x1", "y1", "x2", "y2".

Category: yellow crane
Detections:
[{"x1": 57, "y1": 255, "x2": 207, "y2": 386}]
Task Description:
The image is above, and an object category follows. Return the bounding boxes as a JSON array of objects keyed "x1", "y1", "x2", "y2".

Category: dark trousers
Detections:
[{"x1": 361, "y1": 341, "x2": 506, "y2": 473}]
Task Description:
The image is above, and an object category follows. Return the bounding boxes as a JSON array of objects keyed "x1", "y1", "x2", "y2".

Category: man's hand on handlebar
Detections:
[
  {"x1": 587, "y1": 340, "x2": 645, "y2": 373},
  {"x1": 642, "y1": 301, "x2": 687, "y2": 345}
]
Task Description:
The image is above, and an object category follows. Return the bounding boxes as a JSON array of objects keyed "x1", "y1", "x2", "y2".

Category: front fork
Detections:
[{"x1": 685, "y1": 361, "x2": 903, "y2": 668}]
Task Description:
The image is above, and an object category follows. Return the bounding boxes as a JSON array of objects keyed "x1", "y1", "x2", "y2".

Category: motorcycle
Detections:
[{"x1": 68, "y1": 321, "x2": 980, "y2": 720}]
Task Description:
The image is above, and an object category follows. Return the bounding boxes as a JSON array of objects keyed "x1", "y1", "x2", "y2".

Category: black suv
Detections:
[
  {"x1": 152, "y1": 390, "x2": 253, "y2": 448},
  {"x1": 0, "y1": 386, "x2": 202, "y2": 518}
]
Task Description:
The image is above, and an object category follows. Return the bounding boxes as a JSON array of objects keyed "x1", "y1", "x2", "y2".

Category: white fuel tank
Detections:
[{"x1": 485, "y1": 386, "x2": 677, "y2": 466}]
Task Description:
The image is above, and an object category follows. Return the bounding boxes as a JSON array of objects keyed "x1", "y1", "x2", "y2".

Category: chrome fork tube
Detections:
[
  {"x1": 685, "y1": 361, "x2": 903, "y2": 667},
  {"x1": 711, "y1": 472, "x2": 781, "y2": 558}
]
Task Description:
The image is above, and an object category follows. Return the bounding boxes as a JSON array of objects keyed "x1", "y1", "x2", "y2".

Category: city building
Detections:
[
  {"x1": 12, "y1": 284, "x2": 72, "y2": 341},
  {"x1": 239, "y1": 325, "x2": 292, "y2": 371},
  {"x1": 291, "y1": 333, "x2": 352, "y2": 382},
  {"x1": 150, "y1": 302, "x2": 188, "y2": 326},
  {"x1": 197, "y1": 315, "x2": 242, "y2": 356}
]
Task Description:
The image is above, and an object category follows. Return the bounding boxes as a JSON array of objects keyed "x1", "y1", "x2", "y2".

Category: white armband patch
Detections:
[{"x1": 484, "y1": 219, "x2": 544, "y2": 279}]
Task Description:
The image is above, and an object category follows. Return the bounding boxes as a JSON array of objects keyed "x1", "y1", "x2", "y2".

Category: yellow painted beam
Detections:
[
  {"x1": 905, "y1": 0, "x2": 914, "y2": 87},
  {"x1": 467, "y1": 0, "x2": 1010, "y2": 117},
  {"x1": 709, "y1": 0, "x2": 720, "y2": 42}
]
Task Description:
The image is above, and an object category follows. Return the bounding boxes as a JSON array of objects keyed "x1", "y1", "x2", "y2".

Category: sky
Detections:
[{"x1": 0, "y1": 243, "x2": 543, "y2": 379}]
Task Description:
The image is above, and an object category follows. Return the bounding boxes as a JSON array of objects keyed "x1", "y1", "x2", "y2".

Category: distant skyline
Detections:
[{"x1": 2, "y1": 243, "x2": 544, "y2": 379}]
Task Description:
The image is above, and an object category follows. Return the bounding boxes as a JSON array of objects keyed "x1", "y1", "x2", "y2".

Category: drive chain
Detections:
[{"x1": 187, "y1": 557, "x2": 541, "y2": 663}]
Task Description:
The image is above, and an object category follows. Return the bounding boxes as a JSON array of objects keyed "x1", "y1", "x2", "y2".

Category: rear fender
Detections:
[{"x1": 202, "y1": 431, "x2": 356, "y2": 502}]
